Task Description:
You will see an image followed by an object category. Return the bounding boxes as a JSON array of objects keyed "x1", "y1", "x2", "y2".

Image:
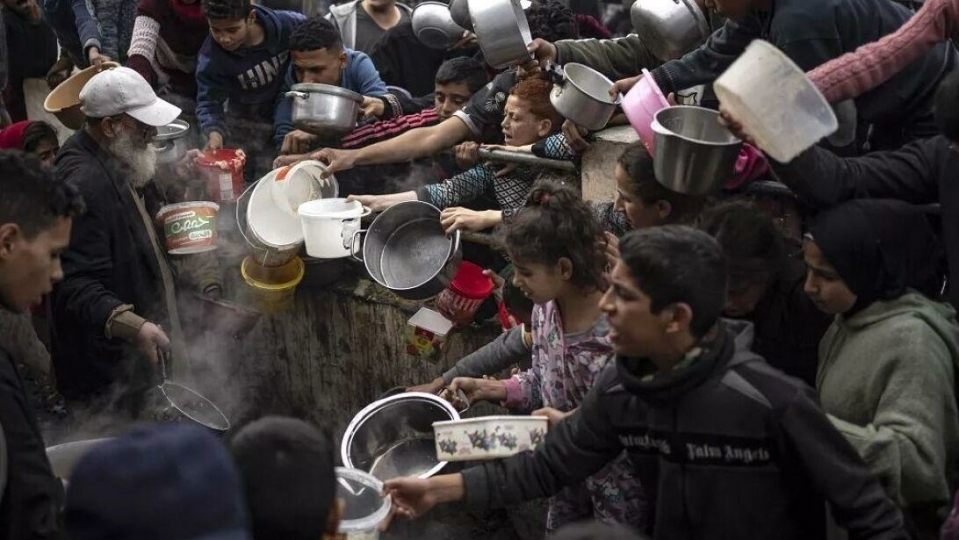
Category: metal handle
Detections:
[
  {"x1": 477, "y1": 148, "x2": 577, "y2": 172},
  {"x1": 543, "y1": 61, "x2": 566, "y2": 85},
  {"x1": 286, "y1": 91, "x2": 309, "y2": 100},
  {"x1": 437, "y1": 387, "x2": 471, "y2": 414},
  {"x1": 156, "y1": 345, "x2": 169, "y2": 382},
  {"x1": 350, "y1": 229, "x2": 367, "y2": 262},
  {"x1": 448, "y1": 230, "x2": 461, "y2": 262}
]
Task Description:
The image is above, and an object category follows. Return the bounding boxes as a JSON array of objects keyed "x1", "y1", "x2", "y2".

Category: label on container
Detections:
[{"x1": 218, "y1": 173, "x2": 234, "y2": 201}]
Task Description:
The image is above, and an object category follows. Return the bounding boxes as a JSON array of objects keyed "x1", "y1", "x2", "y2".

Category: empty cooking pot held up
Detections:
[
  {"x1": 352, "y1": 201, "x2": 462, "y2": 301},
  {"x1": 631, "y1": 0, "x2": 710, "y2": 61},
  {"x1": 341, "y1": 392, "x2": 460, "y2": 481},
  {"x1": 651, "y1": 106, "x2": 742, "y2": 196},
  {"x1": 412, "y1": 1, "x2": 467, "y2": 49},
  {"x1": 468, "y1": 0, "x2": 532, "y2": 69},
  {"x1": 286, "y1": 83, "x2": 363, "y2": 137},
  {"x1": 549, "y1": 63, "x2": 622, "y2": 131}
]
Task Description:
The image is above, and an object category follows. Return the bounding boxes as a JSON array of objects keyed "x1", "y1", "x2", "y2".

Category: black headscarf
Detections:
[{"x1": 808, "y1": 199, "x2": 944, "y2": 307}]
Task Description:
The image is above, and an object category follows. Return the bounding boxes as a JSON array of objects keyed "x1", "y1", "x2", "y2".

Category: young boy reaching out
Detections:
[{"x1": 348, "y1": 77, "x2": 576, "y2": 233}]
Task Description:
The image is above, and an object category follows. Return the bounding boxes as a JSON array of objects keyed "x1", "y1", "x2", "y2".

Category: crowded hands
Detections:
[{"x1": 439, "y1": 207, "x2": 501, "y2": 233}]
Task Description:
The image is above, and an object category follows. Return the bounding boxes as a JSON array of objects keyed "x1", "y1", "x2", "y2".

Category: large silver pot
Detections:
[
  {"x1": 412, "y1": 1, "x2": 466, "y2": 49},
  {"x1": 449, "y1": 0, "x2": 472, "y2": 31},
  {"x1": 631, "y1": 0, "x2": 711, "y2": 61},
  {"x1": 153, "y1": 118, "x2": 191, "y2": 165},
  {"x1": 341, "y1": 392, "x2": 460, "y2": 481},
  {"x1": 651, "y1": 106, "x2": 742, "y2": 196},
  {"x1": 351, "y1": 201, "x2": 462, "y2": 301},
  {"x1": 286, "y1": 83, "x2": 362, "y2": 137},
  {"x1": 468, "y1": 0, "x2": 532, "y2": 69},
  {"x1": 549, "y1": 63, "x2": 622, "y2": 131}
]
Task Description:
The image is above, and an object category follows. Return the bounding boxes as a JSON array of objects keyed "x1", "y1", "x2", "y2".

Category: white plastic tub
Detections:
[
  {"x1": 433, "y1": 416, "x2": 549, "y2": 461},
  {"x1": 714, "y1": 40, "x2": 838, "y2": 163},
  {"x1": 298, "y1": 198, "x2": 370, "y2": 259}
]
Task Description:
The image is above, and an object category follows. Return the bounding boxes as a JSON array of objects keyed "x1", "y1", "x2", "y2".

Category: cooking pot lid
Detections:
[{"x1": 290, "y1": 83, "x2": 363, "y2": 103}]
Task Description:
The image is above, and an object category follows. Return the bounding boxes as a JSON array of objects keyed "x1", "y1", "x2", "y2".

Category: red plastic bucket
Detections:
[
  {"x1": 436, "y1": 262, "x2": 494, "y2": 325},
  {"x1": 196, "y1": 149, "x2": 246, "y2": 202}
]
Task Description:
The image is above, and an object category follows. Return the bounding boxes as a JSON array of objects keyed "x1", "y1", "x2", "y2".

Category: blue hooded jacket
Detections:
[
  {"x1": 41, "y1": 0, "x2": 100, "y2": 68},
  {"x1": 195, "y1": 5, "x2": 305, "y2": 136},
  {"x1": 272, "y1": 48, "x2": 387, "y2": 149}
]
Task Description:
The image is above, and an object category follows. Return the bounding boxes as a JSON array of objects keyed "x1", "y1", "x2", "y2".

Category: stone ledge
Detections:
[{"x1": 581, "y1": 124, "x2": 639, "y2": 203}]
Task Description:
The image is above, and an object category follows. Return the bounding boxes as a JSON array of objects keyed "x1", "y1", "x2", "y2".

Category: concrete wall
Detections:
[{"x1": 580, "y1": 125, "x2": 639, "y2": 203}]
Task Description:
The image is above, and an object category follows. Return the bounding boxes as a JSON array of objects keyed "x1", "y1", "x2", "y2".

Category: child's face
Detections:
[
  {"x1": 208, "y1": 13, "x2": 254, "y2": 52},
  {"x1": 291, "y1": 48, "x2": 346, "y2": 86},
  {"x1": 614, "y1": 164, "x2": 666, "y2": 230},
  {"x1": 600, "y1": 260, "x2": 670, "y2": 358},
  {"x1": 500, "y1": 95, "x2": 552, "y2": 147},
  {"x1": 510, "y1": 257, "x2": 567, "y2": 305},
  {"x1": 434, "y1": 80, "x2": 473, "y2": 120}
]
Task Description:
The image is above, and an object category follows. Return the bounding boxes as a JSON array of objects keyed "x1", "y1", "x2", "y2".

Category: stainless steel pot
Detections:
[
  {"x1": 351, "y1": 201, "x2": 462, "y2": 301},
  {"x1": 651, "y1": 106, "x2": 742, "y2": 196},
  {"x1": 341, "y1": 392, "x2": 460, "y2": 481},
  {"x1": 468, "y1": 0, "x2": 532, "y2": 69},
  {"x1": 154, "y1": 118, "x2": 191, "y2": 165},
  {"x1": 412, "y1": 1, "x2": 466, "y2": 49},
  {"x1": 549, "y1": 63, "x2": 622, "y2": 131},
  {"x1": 286, "y1": 83, "x2": 363, "y2": 137},
  {"x1": 449, "y1": 0, "x2": 473, "y2": 31},
  {"x1": 631, "y1": 0, "x2": 711, "y2": 61}
]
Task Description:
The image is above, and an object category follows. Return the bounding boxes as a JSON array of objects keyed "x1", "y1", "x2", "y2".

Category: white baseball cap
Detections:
[{"x1": 80, "y1": 67, "x2": 182, "y2": 127}]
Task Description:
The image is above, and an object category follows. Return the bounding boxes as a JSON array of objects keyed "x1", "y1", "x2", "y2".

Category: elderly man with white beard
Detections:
[{"x1": 49, "y1": 67, "x2": 222, "y2": 418}]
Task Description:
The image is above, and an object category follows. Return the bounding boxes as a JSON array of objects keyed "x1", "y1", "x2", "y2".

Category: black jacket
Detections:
[
  {"x1": 0, "y1": 336, "x2": 63, "y2": 540},
  {"x1": 370, "y1": 20, "x2": 472, "y2": 97},
  {"x1": 49, "y1": 130, "x2": 168, "y2": 400},
  {"x1": 651, "y1": 0, "x2": 954, "y2": 130},
  {"x1": 770, "y1": 136, "x2": 959, "y2": 309},
  {"x1": 740, "y1": 257, "x2": 832, "y2": 387},
  {"x1": 462, "y1": 322, "x2": 908, "y2": 540}
]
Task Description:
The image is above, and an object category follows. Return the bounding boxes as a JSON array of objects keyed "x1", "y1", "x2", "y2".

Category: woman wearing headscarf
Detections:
[{"x1": 803, "y1": 199, "x2": 959, "y2": 539}]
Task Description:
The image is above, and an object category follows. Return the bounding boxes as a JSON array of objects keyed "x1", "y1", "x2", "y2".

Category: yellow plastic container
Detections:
[{"x1": 241, "y1": 256, "x2": 305, "y2": 314}]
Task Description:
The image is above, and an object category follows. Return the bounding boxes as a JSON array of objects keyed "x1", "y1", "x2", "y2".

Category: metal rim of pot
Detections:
[
  {"x1": 552, "y1": 63, "x2": 621, "y2": 106},
  {"x1": 548, "y1": 62, "x2": 622, "y2": 131},
  {"x1": 288, "y1": 83, "x2": 364, "y2": 103},
  {"x1": 631, "y1": 0, "x2": 711, "y2": 60},
  {"x1": 153, "y1": 118, "x2": 191, "y2": 142},
  {"x1": 468, "y1": 0, "x2": 533, "y2": 70},
  {"x1": 340, "y1": 392, "x2": 460, "y2": 479},
  {"x1": 412, "y1": 1, "x2": 467, "y2": 49},
  {"x1": 653, "y1": 106, "x2": 742, "y2": 147},
  {"x1": 350, "y1": 201, "x2": 462, "y2": 300}
]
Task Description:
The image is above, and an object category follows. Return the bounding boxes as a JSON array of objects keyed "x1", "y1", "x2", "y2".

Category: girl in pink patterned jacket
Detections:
[{"x1": 450, "y1": 180, "x2": 646, "y2": 533}]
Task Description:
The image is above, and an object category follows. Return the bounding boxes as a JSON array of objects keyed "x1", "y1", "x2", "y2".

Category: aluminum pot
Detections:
[
  {"x1": 351, "y1": 201, "x2": 462, "y2": 301},
  {"x1": 286, "y1": 83, "x2": 363, "y2": 137},
  {"x1": 341, "y1": 392, "x2": 460, "y2": 481},
  {"x1": 468, "y1": 0, "x2": 532, "y2": 69},
  {"x1": 549, "y1": 63, "x2": 622, "y2": 131},
  {"x1": 412, "y1": 1, "x2": 466, "y2": 49},
  {"x1": 651, "y1": 106, "x2": 742, "y2": 195},
  {"x1": 449, "y1": 0, "x2": 473, "y2": 31},
  {"x1": 154, "y1": 118, "x2": 191, "y2": 165},
  {"x1": 631, "y1": 0, "x2": 710, "y2": 61}
]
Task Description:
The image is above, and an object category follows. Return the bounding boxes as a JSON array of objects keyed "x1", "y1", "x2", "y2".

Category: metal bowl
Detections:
[
  {"x1": 286, "y1": 83, "x2": 363, "y2": 137},
  {"x1": 651, "y1": 106, "x2": 742, "y2": 195},
  {"x1": 631, "y1": 0, "x2": 710, "y2": 61},
  {"x1": 468, "y1": 0, "x2": 532, "y2": 69},
  {"x1": 341, "y1": 392, "x2": 460, "y2": 481},
  {"x1": 412, "y1": 1, "x2": 466, "y2": 50}
]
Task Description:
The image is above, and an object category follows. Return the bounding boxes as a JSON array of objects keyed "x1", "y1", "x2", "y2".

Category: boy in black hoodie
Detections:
[
  {"x1": 384, "y1": 226, "x2": 909, "y2": 540},
  {"x1": 196, "y1": 0, "x2": 304, "y2": 151}
]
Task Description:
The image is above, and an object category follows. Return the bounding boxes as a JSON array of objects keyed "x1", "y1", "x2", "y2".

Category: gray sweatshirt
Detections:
[{"x1": 441, "y1": 325, "x2": 529, "y2": 384}]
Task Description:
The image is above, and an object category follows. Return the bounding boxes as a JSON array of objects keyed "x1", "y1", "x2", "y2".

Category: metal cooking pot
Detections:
[
  {"x1": 341, "y1": 392, "x2": 460, "y2": 481},
  {"x1": 651, "y1": 106, "x2": 742, "y2": 196},
  {"x1": 412, "y1": 1, "x2": 466, "y2": 49},
  {"x1": 631, "y1": 0, "x2": 711, "y2": 61},
  {"x1": 351, "y1": 201, "x2": 462, "y2": 301},
  {"x1": 449, "y1": 0, "x2": 473, "y2": 31},
  {"x1": 153, "y1": 118, "x2": 191, "y2": 165},
  {"x1": 286, "y1": 83, "x2": 363, "y2": 137},
  {"x1": 548, "y1": 63, "x2": 622, "y2": 131},
  {"x1": 468, "y1": 0, "x2": 532, "y2": 69}
]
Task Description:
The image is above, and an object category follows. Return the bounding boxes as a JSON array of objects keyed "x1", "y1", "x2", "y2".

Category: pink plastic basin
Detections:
[{"x1": 622, "y1": 69, "x2": 669, "y2": 153}]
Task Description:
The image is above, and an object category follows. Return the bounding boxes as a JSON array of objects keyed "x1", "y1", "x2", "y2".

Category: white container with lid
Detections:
[{"x1": 336, "y1": 467, "x2": 392, "y2": 540}]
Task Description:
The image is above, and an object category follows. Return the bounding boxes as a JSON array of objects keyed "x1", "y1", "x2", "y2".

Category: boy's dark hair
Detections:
[
  {"x1": 935, "y1": 69, "x2": 959, "y2": 143},
  {"x1": 435, "y1": 56, "x2": 489, "y2": 95},
  {"x1": 526, "y1": 1, "x2": 579, "y2": 42},
  {"x1": 231, "y1": 417, "x2": 336, "y2": 540},
  {"x1": 551, "y1": 521, "x2": 651, "y2": 540},
  {"x1": 617, "y1": 143, "x2": 704, "y2": 224},
  {"x1": 22, "y1": 121, "x2": 58, "y2": 154},
  {"x1": 289, "y1": 16, "x2": 342, "y2": 52},
  {"x1": 698, "y1": 199, "x2": 785, "y2": 291},
  {"x1": 618, "y1": 226, "x2": 727, "y2": 338},
  {"x1": 0, "y1": 150, "x2": 84, "y2": 238},
  {"x1": 202, "y1": 0, "x2": 252, "y2": 21},
  {"x1": 509, "y1": 77, "x2": 563, "y2": 131},
  {"x1": 503, "y1": 180, "x2": 606, "y2": 291}
]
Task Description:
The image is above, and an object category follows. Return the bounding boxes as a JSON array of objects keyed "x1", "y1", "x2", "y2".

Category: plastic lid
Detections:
[
  {"x1": 335, "y1": 467, "x2": 392, "y2": 532},
  {"x1": 408, "y1": 308, "x2": 453, "y2": 336},
  {"x1": 450, "y1": 261, "x2": 494, "y2": 298}
]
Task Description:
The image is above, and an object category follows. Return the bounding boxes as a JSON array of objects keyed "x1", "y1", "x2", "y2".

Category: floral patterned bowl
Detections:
[{"x1": 432, "y1": 416, "x2": 549, "y2": 461}]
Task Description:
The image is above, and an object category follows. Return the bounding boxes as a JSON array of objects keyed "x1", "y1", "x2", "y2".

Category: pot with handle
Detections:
[
  {"x1": 350, "y1": 201, "x2": 462, "y2": 301},
  {"x1": 298, "y1": 198, "x2": 372, "y2": 259},
  {"x1": 651, "y1": 106, "x2": 743, "y2": 196},
  {"x1": 468, "y1": 0, "x2": 532, "y2": 69},
  {"x1": 631, "y1": 0, "x2": 711, "y2": 61},
  {"x1": 286, "y1": 83, "x2": 363, "y2": 137},
  {"x1": 547, "y1": 62, "x2": 622, "y2": 131}
]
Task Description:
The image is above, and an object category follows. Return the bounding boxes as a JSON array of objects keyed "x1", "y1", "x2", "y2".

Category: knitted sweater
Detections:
[
  {"x1": 126, "y1": 0, "x2": 207, "y2": 95},
  {"x1": 817, "y1": 291, "x2": 959, "y2": 537},
  {"x1": 808, "y1": 0, "x2": 959, "y2": 104}
]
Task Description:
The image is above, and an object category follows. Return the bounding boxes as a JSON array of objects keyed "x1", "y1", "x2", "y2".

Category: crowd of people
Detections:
[{"x1": 2, "y1": 0, "x2": 959, "y2": 538}]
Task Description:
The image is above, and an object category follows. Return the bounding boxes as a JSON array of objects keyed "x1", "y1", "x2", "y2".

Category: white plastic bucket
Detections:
[
  {"x1": 298, "y1": 199, "x2": 371, "y2": 259},
  {"x1": 714, "y1": 40, "x2": 838, "y2": 163},
  {"x1": 271, "y1": 160, "x2": 335, "y2": 216}
]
